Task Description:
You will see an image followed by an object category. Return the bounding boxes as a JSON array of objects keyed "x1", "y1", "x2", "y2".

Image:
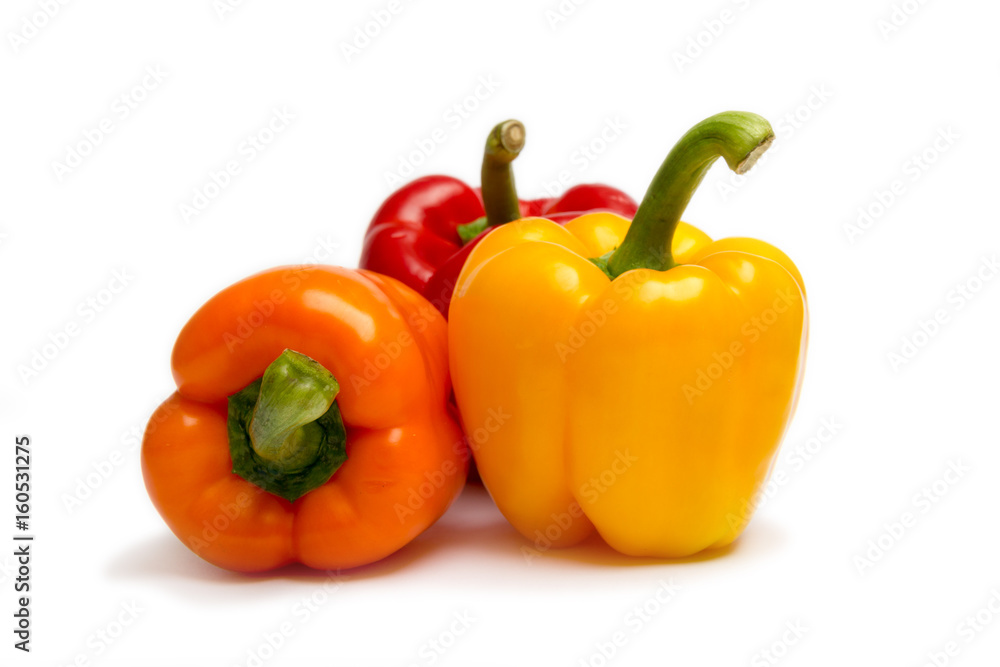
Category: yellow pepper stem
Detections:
[{"x1": 605, "y1": 111, "x2": 774, "y2": 278}]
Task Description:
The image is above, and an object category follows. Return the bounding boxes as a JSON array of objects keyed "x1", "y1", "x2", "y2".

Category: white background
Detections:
[{"x1": 2, "y1": 0, "x2": 999, "y2": 665}]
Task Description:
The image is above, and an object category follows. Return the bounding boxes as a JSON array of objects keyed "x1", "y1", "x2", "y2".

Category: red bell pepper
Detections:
[{"x1": 359, "y1": 120, "x2": 638, "y2": 316}]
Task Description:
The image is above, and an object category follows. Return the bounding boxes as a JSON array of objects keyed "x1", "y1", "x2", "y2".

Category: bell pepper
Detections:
[
  {"x1": 359, "y1": 120, "x2": 638, "y2": 316},
  {"x1": 449, "y1": 112, "x2": 808, "y2": 558},
  {"x1": 141, "y1": 265, "x2": 466, "y2": 572}
]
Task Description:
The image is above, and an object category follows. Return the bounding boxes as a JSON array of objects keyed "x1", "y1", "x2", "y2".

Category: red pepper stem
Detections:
[
  {"x1": 227, "y1": 349, "x2": 347, "y2": 502},
  {"x1": 457, "y1": 120, "x2": 526, "y2": 244},
  {"x1": 605, "y1": 112, "x2": 774, "y2": 278},
  {"x1": 481, "y1": 119, "x2": 525, "y2": 227}
]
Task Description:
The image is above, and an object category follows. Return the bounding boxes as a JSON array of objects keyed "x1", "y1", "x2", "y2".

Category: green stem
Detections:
[
  {"x1": 604, "y1": 111, "x2": 774, "y2": 278},
  {"x1": 457, "y1": 119, "x2": 525, "y2": 244},
  {"x1": 228, "y1": 349, "x2": 347, "y2": 502}
]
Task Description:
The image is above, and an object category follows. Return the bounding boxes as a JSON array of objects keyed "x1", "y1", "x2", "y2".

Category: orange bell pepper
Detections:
[
  {"x1": 449, "y1": 112, "x2": 808, "y2": 558},
  {"x1": 142, "y1": 265, "x2": 466, "y2": 572}
]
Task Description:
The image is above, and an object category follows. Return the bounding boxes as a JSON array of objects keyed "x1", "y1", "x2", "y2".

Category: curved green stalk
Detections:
[
  {"x1": 457, "y1": 119, "x2": 525, "y2": 244},
  {"x1": 605, "y1": 112, "x2": 774, "y2": 278}
]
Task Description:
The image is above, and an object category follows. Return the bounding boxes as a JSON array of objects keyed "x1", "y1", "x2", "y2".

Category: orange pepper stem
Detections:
[
  {"x1": 457, "y1": 119, "x2": 525, "y2": 244},
  {"x1": 605, "y1": 111, "x2": 775, "y2": 278},
  {"x1": 227, "y1": 349, "x2": 347, "y2": 502}
]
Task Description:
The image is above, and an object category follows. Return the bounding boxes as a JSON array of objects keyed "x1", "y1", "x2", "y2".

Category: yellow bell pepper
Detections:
[{"x1": 449, "y1": 112, "x2": 808, "y2": 558}]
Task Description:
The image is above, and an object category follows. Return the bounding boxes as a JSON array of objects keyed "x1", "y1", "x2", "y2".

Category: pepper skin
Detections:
[
  {"x1": 360, "y1": 120, "x2": 637, "y2": 316},
  {"x1": 449, "y1": 112, "x2": 808, "y2": 557},
  {"x1": 142, "y1": 265, "x2": 466, "y2": 572}
]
